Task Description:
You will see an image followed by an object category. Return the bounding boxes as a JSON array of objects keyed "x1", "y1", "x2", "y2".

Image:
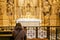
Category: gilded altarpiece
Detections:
[{"x1": 0, "y1": 0, "x2": 60, "y2": 26}]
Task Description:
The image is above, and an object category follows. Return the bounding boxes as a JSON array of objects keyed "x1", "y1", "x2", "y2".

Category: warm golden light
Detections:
[
  {"x1": 0, "y1": 0, "x2": 60, "y2": 26},
  {"x1": 25, "y1": 12, "x2": 32, "y2": 18},
  {"x1": 16, "y1": 18, "x2": 42, "y2": 26}
]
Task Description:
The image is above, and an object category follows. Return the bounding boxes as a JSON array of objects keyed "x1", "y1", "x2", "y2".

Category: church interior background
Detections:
[{"x1": 0, "y1": 0, "x2": 60, "y2": 40}]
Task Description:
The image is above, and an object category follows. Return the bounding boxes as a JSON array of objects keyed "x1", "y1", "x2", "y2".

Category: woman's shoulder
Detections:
[
  {"x1": 20, "y1": 30, "x2": 24, "y2": 32},
  {"x1": 20, "y1": 30, "x2": 26, "y2": 34},
  {"x1": 12, "y1": 30, "x2": 17, "y2": 33}
]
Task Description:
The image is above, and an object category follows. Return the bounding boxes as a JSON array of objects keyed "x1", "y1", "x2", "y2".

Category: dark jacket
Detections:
[{"x1": 12, "y1": 30, "x2": 26, "y2": 40}]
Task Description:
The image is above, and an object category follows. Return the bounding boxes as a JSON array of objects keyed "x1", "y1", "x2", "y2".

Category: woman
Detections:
[{"x1": 12, "y1": 23, "x2": 26, "y2": 40}]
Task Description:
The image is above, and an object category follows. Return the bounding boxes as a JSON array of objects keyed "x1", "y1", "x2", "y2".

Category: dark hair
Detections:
[{"x1": 14, "y1": 23, "x2": 22, "y2": 30}]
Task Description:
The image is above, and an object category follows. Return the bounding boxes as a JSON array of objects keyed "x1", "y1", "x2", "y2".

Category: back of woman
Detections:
[{"x1": 12, "y1": 23, "x2": 26, "y2": 40}]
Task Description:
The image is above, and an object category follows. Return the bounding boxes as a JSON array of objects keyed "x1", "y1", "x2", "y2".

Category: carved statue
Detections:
[
  {"x1": 42, "y1": 0, "x2": 51, "y2": 16},
  {"x1": 7, "y1": 0, "x2": 14, "y2": 16}
]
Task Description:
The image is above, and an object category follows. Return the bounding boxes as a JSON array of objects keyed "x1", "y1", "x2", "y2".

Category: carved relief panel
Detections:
[
  {"x1": 7, "y1": 0, "x2": 14, "y2": 16},
  {"x1": 7, "y1": 0, "x2": 15, "y2": 26},
  {"x1": 41, "y1": 0, "x2": 51, "y2": 26},
  {"x1": 41, "y1": 0, "x2": 60, "y2": 26},
  {"x1": 18, "y1": 0, "x2": 39, "y2": 18}
]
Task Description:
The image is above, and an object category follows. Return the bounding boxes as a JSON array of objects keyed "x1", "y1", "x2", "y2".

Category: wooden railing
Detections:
[
  {"x1": 0, "y1": 26, "x2": 60, "y2": 40},
  {"x1": 27, "y1": 38, "x2": 48, "y2": 40}
]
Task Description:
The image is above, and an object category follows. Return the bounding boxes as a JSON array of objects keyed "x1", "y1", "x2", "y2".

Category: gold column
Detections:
[
  {"x1": 2, "y1": 0, "x2": 10, "y2": 26},
  {"x1": 0, "y1": 0, "x2": 3, "y2": 26},
  {"x1": 7, "y1": 0, "x2": 15, "y2": 26},
  {"x1": 1, "y1": 0, "x2": 16, "y2": 26},
  {"x1": 50, "y1": 0, "x2": 58, "y2": 26}
]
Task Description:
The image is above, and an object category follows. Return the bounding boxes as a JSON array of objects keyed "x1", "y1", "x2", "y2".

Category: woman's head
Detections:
[{"x1": 15, "y1": 23, "x2": 23, "y2": 30}]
